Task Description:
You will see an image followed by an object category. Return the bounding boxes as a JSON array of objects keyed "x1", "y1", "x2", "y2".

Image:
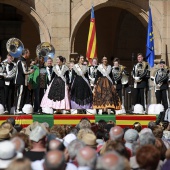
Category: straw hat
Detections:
[
  {"x1": 81, "y1": 134, "x2": 97, "y2": 148},
  {"x1": 0, "y1": 128, "x2": 10, "y2": 141}
]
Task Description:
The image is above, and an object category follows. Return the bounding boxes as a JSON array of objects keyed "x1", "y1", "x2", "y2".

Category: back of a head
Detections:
[
  {"x1": 11, "y1": 137, "x2": 25, "y2": 153},
  {"x1": 152, "y1": 125, "x2": 163, "y2": 138},
  {"x1": 6, "y1": 118, "x2": 15, "y2": 127},
  {"x1": 14, "y1": 124, "x2": 22, "y2": 132},
  {"x1": 109, "y1": 126, "x2": 124, "y2": 141},
  {"x1": 6, "y1": 158, "x2": 31, "y2": 170},
  {"x1": 136, "y1": 145, "x2": 160, "y2": 170},
  {"x1": 148, "y1": 121, "x2": 157, "y2": 130},
  {"x1": 124, "y1": 129, "x2": 139, "y2": 143},
  {"x1": 67, "y1": 139, "x2": 85, "y2": 160},
  {"x1": 47, "y1": 139, "x2": 65, "y2": 152},
  {"x1": 139, "y1": 132, "x2": 156, "y2": 146},
  {"x1": 12, "y1": 133, "x2": 29, "y2": 149},
  {"x1": 79, "y1": 119, "x2": 91, "y2": 129},
  {"x1": 103, "y1": 140, "x2": 129, "y2": 159},
  {"x1": 43, "y1": 150, "x2": 65, "y2": 170},
  {"x1": 140, "y1": 128, "x2": 152, "y2": 135},
  {"x1": 76, "y1": 146, "x2": 97, "y2": 169},
  {"x1": 133, "y1": 122, "x2": 142, "y2": 133},
  {"x1": 96, "y1": 151, "x2": 126, "y2": 170}
]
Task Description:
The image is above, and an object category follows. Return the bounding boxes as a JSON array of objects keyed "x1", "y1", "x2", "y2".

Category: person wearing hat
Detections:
[
  {"x1": 24, "y1": 125, "x2": 47, "y2": 161},
  {"x1": 0, "y1": 128, "x2": 10, "y2": 141},
  {"x1": 81, "y1": 133, "x2": 97, "y2": 149},
  {"x1": 0, "y1": 141, "x2": 23, "y2": 169},
  {"x1": 151, "y1": 60, "x2": 169, "y2": 112}
]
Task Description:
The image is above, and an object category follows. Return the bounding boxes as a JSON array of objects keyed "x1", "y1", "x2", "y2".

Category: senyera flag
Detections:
[{"x1": 86, "y1": 6, "x2": 97, "y2": 63}]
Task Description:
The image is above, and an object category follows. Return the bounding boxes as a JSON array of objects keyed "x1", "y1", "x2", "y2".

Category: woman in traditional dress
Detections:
[
  {"x1": 70, "y1": 55, "x2": 93, "y2": 109},
  {"x1": 41, "y1": 56, "x2": 70, "y2": 110},
  {"x1": 93, "y1": 56, "x2": 121, "y2": 113}
]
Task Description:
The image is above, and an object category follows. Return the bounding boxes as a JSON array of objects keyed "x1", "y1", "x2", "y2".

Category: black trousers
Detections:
[
  {"x1": 15, "y1": 85, "x2": 27, "y2": 112},
  {"x1": 133, "y1": 88, "x2": 145, "y2": 110},
  {"x1": 33, "y1": 88, "x2": 40, "y2": 112},
  {"x1": 156, "y1": 89, "x2": 169, "y2": 111},
  {"x1": 40, "y1": 88, "x2": 45, "y2": 104},
  {"x1": 5, "y1": 85, "x2": 15, "y2": 113},
  {"x1": 0, "y1": 86, "x2": 5, "y2": 107},
  {"x1": 116, "y1": 89, "x2": 122, "y2": 103}
]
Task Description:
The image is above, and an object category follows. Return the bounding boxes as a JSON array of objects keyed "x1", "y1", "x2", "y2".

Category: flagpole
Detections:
[
  {"x1": 91, "y1": 0, "x2": 94, "y2": 6},
  {"x1": 147, "y1": 2, "x2": 151, "y2": 112},
  {"x1": 146, "y1": 2, "x2": 155, "y2": 111}
]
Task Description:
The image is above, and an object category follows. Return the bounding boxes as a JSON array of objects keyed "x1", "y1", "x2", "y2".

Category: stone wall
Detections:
[{"x1": 1, "y1": 0, "x2": 169, "y2": 64}]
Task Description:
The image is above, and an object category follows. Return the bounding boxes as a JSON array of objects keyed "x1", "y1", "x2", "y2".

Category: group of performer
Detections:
[{"x1": 0, "y1": 49, "x2": 169, "y2": 114}]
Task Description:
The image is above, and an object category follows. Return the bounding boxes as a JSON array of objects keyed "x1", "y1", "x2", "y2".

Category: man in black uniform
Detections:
[
  {"x1": 46, "y1": 57, "x2": 55, "y2": 87},
  {"x1": 112, "y1": 58, "x2": 130, "y2": 103},
  {"x1": 132, "y1": 53, "x2": 149, "y2": 110},
  {"x1": 88, "y1": 58, "x2": 98, "y2": 90},
  {"x1": 14, "y1": 49, "x2": 34, "y2": 114},
  {"x1": 0, "y1": 56, "x2": 5, "y2": 109},
  {"x1": 4, "y1": 54, "x2": 16, "y2": 113},
  {"x1": 39, "y1": 56, "x2": 47, "y2": 105},
  {"x1": 152, "y1": 60, "x2": 169, "y2": 111}
]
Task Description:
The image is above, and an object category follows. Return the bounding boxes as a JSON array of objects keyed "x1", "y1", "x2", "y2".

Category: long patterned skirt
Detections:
[
  {"x1": 93, "y1": 77, "x2": 121, "y2": 110},
  {"x1": 41, "y1": 77, "x2": 70, "y2": 109},
  {"x1": 71, "y1": 76, "x2": 93, "y2": 109}
]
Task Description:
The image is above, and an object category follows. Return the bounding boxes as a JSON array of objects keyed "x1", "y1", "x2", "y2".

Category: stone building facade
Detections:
[
  {"x1": 0, "y1": 0, "x2": 169, "y2": 105},
  {"x1": 0, "y1": 0, "x2": 169, "y2": 62}
]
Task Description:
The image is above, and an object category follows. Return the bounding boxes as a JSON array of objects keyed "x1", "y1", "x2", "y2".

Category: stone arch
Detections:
[
  {"x1": 70, "y1": 0, "x2": 161, "y2": 55},
  {"x1": 0, "y1": 0, "x2": 51, "y2": 42}
]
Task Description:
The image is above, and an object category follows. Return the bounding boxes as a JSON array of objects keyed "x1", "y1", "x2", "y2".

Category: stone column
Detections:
[{"x1": 50, "y1": 0, "x2": 71, "y2": 63}]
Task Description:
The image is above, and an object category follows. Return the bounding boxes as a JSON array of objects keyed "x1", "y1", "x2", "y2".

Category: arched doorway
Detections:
[
  {"x1": 0, "y1": 3, "x2": 40, "y2": 60},
  {"x1": 73, "y1": 6, "x2": 146, "y2": 67}
]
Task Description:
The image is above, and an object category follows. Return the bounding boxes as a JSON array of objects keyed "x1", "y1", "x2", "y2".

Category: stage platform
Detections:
[{"x1": 0, "y1": 114, "x2": 158, "y2": 128}]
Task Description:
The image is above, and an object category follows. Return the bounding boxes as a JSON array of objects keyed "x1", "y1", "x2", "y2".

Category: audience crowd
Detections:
[{"x1": 0, "y1": 117, "x2": 170, "y2": 170}]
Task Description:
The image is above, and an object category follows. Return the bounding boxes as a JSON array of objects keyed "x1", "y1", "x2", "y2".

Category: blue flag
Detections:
[{"x1": 146, "y1": 7, "x2": 155, "y2": 67}]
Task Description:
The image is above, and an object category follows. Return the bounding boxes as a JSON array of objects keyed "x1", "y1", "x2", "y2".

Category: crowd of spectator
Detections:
[{"x1": 0, "y1": 117, "x2": 170, "y2": 170}]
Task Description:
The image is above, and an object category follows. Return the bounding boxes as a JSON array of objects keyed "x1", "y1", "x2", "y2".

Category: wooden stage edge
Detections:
[{"x1": 0, "y1": 114, "x2": 158, "y2": 128}]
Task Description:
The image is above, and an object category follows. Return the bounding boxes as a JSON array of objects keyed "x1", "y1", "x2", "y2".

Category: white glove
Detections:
[
  {"x1": 135, "y1": 77, "x2": 140, "y2": 81},
  {"x1": 91, "y1": 78, "x2": 95, "y2": 84}
]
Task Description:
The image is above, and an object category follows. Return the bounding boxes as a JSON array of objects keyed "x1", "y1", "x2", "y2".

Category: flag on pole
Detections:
[
  {"x1": 146, "y1": 7, "x2": 155, "y2": 67},
  {"x1": 86, "y1": 6, "x2": 97, "y2": 62}
]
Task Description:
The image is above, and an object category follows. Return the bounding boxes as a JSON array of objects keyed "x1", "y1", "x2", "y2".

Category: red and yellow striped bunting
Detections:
[
  {"x1": 116, "y1": 115, "x2": 157, "y2": 128},
  {"x1": 0, "y1": 115, "x2": 33, "y2": 127},
  {"x1": 0, "y1": 115, "x2": 157, "y2": 128},
  {"x1": 54, "y1": 115, "x2": 95, "y2": 125}
]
